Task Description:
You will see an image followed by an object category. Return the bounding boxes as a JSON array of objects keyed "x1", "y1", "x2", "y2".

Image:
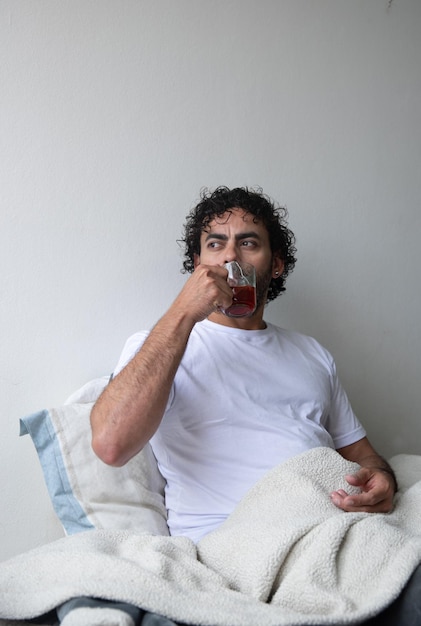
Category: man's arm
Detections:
[
  {"x1": 332, "y1": 436, "x2": 397, "y2": 513},
  {"x1": 91, "y1": 264, "x2": 233, "y2": 467}
]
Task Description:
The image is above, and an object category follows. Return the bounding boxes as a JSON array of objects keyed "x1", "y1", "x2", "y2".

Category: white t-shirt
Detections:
[{"x1": 114, "y1": 319, "x2": 366, "y2": 543}]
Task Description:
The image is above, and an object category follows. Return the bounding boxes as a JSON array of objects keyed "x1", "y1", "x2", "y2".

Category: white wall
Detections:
[{"x1": 1, "y1": 0, "x2": 420, "y2": 561}]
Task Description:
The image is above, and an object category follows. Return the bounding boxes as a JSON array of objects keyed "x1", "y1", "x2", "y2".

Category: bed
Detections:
[{"x1": 0, "y1": 378, "x2": 420, "y2": 626}]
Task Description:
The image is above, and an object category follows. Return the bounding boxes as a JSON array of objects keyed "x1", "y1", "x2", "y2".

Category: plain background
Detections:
[{"x1": 1, "y1": 0, "x2": 420, "y2": 561}]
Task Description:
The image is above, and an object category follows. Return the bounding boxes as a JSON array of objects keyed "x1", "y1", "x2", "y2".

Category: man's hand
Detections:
[
  {"x1": 330, "y1": 466, "x2": 396, "y2": 513},
  {"x1": 171, "y1": 264, "x2": 233, "y2": 324},
  {"x1": 333, "y1": 437, "x2": 397, "y2": 514}
]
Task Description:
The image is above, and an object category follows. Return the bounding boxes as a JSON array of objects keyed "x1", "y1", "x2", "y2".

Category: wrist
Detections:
[{"x1": 371, "y1": 466, "x2": 398, "y2": 493}]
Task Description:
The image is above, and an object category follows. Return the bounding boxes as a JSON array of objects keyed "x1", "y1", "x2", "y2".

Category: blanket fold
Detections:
[{"x1": 1, "y1": 447, "x2": 421, "y2": 626}]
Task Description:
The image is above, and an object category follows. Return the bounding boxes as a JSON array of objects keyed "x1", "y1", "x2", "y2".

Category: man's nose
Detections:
[{"x1": 223, "y1": 242, "x2": 237, "y2": 263}]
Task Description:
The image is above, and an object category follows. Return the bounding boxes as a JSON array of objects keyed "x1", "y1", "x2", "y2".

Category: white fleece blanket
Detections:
[{"x1": 1, "y1": 447, "x2": 421, "y2": 626}]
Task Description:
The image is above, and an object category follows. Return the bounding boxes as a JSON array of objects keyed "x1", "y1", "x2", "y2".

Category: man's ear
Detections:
[
  {"x1": 193, "y1": 253, "x2": 200, "y2": 269},
  {"x1": 272, "y1": 256, "x2": 285, "y2": 278}
]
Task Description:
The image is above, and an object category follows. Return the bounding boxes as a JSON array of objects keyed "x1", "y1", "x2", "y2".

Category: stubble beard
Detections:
[{"x1": 255, "y1": 265, "x2": 273, "y2": 310}]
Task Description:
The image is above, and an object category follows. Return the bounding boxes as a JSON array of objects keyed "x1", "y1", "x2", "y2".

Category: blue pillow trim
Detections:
[{"x1": 20, "y1": 409, "x2": 94, "y2": 535}]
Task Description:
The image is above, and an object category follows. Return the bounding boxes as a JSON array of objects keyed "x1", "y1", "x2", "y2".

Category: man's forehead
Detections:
[{"x1": 203, "y1": 208, "x2": 260, "y2": 232}]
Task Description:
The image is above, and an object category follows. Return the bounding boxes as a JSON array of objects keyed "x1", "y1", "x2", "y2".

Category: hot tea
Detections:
[
  {"x1": 221, "y1": 261, "x2": 256, "y2": 318},
  {"x1": 224, "y1": 284, "x2": 256, "y2": 317}
]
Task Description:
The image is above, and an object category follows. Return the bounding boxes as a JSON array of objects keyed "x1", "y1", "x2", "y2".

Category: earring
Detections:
[{"x1": 275, "y1": 270, "x2": 279, "y2": 276}]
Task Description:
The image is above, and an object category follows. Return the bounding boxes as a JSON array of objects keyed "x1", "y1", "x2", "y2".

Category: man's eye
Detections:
[
  {"x1": 208, "y1": 241, "x2": 221, "y2": 249},
  {"x1": 241, "y1": 240, "x2": 256, "y2": 247}
]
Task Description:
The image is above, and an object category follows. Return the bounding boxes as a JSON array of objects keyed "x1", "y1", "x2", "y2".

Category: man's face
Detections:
[{"x1": 194, "y1": 208, "x2": 283, "y2": 309}]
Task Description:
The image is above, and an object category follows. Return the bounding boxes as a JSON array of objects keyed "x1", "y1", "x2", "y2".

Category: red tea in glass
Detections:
[
  {"x1": 222, "y1": 261, "x2": 256, "y2": 318},
  {"x1": 225, "y1": 285, "x2": 256, "y2": 317}
]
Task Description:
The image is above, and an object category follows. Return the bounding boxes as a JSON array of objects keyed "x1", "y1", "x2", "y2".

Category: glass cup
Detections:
[{"x1": 221, "y1": 261, "x2": 257, "y2": 317}]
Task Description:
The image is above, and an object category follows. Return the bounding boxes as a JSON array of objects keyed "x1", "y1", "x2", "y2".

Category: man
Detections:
[
  {"x1": 91, "y1": 187, "x2": 396, "y2": 517},
  {"x1": 60, "y1": 187, "x2": 418, "y2": 625}
]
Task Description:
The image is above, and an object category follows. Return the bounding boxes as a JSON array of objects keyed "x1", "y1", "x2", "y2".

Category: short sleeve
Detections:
[{"x1": 325, "y1": 359, "x2": 366, "y2": 449}]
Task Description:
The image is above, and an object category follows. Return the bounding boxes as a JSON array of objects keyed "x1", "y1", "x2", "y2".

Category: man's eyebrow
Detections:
[
  {"x1": 204, "y1": 231, "x2": 261, "y2": 242},
  {"x1": 204, "y1": 233, "x2": 228, "y2": 242},
  {"x1": 235, "y1": 231, "x2": 261, "y2": 241}
]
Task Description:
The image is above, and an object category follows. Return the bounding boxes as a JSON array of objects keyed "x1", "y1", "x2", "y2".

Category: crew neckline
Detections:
[{"x1": 199, "y1": 317, "x2": 272, "y2": 336}]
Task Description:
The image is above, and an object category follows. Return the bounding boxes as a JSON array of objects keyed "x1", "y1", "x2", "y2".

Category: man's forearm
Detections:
[
  {"x1": 91, "y1": 263, "x2": 235, "y2": 466},
  {"x1": 91, "y1": 308, "x2": 195, "y2": 466}
]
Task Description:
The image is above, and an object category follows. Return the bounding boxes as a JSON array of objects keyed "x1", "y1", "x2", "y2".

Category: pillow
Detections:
[{"x1": 20, "y1": 378, "x2": 169, "y2": 537}]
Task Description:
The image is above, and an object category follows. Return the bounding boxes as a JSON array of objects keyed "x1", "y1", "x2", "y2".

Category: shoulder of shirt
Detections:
[{"x1": 266, "y1": 323, "x2": 335, "y2": 358}]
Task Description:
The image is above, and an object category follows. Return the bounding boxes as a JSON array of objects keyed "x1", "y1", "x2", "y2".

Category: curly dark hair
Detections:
[{"x1": 181, "y1": 186, "x2": 297, "y2": 302}]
